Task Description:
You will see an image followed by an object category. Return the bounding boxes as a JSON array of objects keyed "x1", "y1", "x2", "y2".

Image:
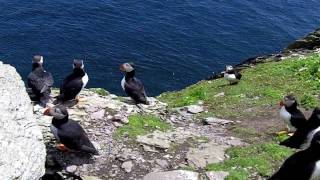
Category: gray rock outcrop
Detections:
[{"x1": 0, "y1": 62, "x2": 46, "y2": 180}]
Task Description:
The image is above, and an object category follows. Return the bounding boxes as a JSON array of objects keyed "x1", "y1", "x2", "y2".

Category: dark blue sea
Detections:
[{"x1": 0, "y1": 1, "x2": 319, "y2": 95}]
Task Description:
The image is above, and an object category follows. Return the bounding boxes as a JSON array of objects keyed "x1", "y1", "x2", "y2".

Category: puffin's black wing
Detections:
[
  {"x1": 58, "y1": 120, "x2": 98, "y2": 154},
  {"x1": 234, "y1": 71, "x2": 242, "y2": 80},
  {"x1": 125, "y1": 77, "x2": 148, "y2": 104},
  {"x1": 27, "y1": 70, "x2": 54, "y2": 95},
  {"x1": 290, "y1": 110, "x2": 307, "y2": 129},
  {"x1": 268, "y1": 150, "x2": 315, "y2": 180},
  {"x1": 58, "y1": 74, "x2": 83, "y2": 101}
]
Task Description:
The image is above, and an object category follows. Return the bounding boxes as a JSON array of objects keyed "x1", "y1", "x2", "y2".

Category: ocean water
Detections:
[{"x1": 0, "y1": 0, "x2": 319, "y2": 95}]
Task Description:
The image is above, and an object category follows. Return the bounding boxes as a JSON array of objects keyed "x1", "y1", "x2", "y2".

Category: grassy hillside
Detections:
[
  {"x1": 158, "y1": 53, "x2": 320, "y2": 179},
  {"x1": 159, "y1": 53, "x2": 320, "y2": 118}
]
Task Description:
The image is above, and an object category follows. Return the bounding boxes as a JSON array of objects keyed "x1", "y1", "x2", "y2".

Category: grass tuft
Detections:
[
  {"x1": 206, "y1": 142, "x2": 294, "y2": 180},
  {"x1": 89, "y1": 88, "x2": 109, "y2": 96},
  {"x1": 114, "y1": 114, "x2": 171, "y2": 139}
]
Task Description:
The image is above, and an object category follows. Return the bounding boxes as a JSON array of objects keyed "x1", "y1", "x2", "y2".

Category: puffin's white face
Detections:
[
  {"x1": 120, "y1": 63, "x2": 134, "y2": 72},
  {"x1": 282, "y1": 95, "x2": 296, "y2": 107},
  {"x1": 39, "y1": 56, "x2": 44, "y2": 64},
  {"x1": 49, "y1": 106, "x2": 68, "y2": 120},
  {"x1": 226, "y1": 65, "x2": 233, "y2": 71},
  {"x1": 73, "y1": 60, "x2": 84, "y2": 69}
]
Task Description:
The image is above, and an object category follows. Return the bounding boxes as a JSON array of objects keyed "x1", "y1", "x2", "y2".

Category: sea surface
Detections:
[{"x1": 0, "y1": 0, "x2": 319, "y2": 95}]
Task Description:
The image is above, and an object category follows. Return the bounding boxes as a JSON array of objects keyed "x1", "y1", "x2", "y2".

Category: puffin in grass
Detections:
[
  {"x1": 120, "y1": 62, "x2": 149, "y2": 105},
  {"x1": 269, "y1": 131, "x2": 320, "y2": 180},
  {"x1": 280, "y1": 107, "x2": 320, "y2": 149},
  {"x1": 27, "y1": 55, "x2": 54, "y2": 107},
  {"x1": 49, "y1": 105, "x2": 99, "y2": 155},
  {"x1": 278, "y1": 95, "x2": 307, "y2": 135},
  {"x1": 222, "y1": 65, "x2": 242, "y2": 85},
  {"x1": 55, "y1": 59, "x2": 88, "y2": 105}
]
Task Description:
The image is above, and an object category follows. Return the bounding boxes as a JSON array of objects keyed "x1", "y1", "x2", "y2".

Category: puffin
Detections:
[
  {"x1": 27, "y1": 55, "x2": 54, "y2": 107},
  {"x1": 120, "y1": 62, "x2": 149, "y2": 105},
  {"x1": 49, "y1": 105, "x2": 98, "y2": 155},
  {"x1": 278, "y1": 95, "x2": 307, "y2": 134},
  {"x1": 56, "y1": 59, "x2": 88, "y2": 103},
  {"x1": 269, "y1": 131, "x2": 320, "y2": 180},
  {"x1": 280, "y1": 107, "x2": 320, "y2": 149},
  {"x1": 222, "y1": 65, "x2": 242, "y2": 85}
]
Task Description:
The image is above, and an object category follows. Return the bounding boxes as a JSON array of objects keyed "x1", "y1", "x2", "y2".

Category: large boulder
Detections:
[{"x1": 0, "y1": 62, "x2": 46, "y2": 180}]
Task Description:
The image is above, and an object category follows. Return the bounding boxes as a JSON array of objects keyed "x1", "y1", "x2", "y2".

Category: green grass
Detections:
[
  {"x1": 158, "y1": 54, "x2": 320, "y2": 118},
  {"x1": 206, "y1": 142, "x2": 294, "y2": 180},
  {"x1": 89, "y1": 88, "x2": 109, "y2": 96},
  {"x1": 114, "y1": 114, "x2": 171, "y2": 139},
  {"x1": 231, "y1": 127, "x2": 259, "y2": 142}
]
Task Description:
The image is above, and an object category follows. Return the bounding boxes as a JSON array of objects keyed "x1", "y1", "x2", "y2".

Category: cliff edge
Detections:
[{"x1": 0, "y1": 62, "x2": 46, "y2": 180}]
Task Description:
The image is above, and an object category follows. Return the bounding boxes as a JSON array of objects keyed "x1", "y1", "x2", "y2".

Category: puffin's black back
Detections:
[
  {"x1": 125, "y1": 77, "x2": 148, "y2": 104},
  {"x1": 27, "y1": 64, "x2": 54, "y2": 100},
  {"x1": 57, "y1": 118, "x2": 98, "y2": 154},
  {"x1": 285, "y1": 102, "x2": 307, "y2": 129},
  {"x1": 58, "y1": 69, "x2": 85, "y2": 101}
]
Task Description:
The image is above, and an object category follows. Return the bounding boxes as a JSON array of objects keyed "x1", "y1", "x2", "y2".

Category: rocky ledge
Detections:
[{"x1": 34, "y1": 89, "x2": 243, "y2": 180}]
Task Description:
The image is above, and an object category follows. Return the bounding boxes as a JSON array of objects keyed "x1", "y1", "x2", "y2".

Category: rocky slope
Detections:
[
  {"x1": 34, "y1": 89, "x2": 243, "y2": 180},
  {"x1": 0, "y1": 62, "x2": 46, "y2": 180}
]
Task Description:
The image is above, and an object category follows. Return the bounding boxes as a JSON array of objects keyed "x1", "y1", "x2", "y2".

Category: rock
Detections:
[
  {"x1": 286, "y1": 28, "x2": 320, "y2": 50},
  {"x1": 81, "y1": 175, "x2": 103, "y2": 180},
  {"x1": 206, "y1": 171, "x2": 229, "y2": 180},
  {"x1": 186, "y1": 141, "x2": 227, "y2": 168},
  {"x1": 203, "y1": 117, "x2": 233, "y2": 126},
  {"x1": 214, "y1": 92, "x2": 225, "y2": 97},
  {"x1": 143, "y1": 170, "x2": 199, "y2": 180},
  {"x1": 142, "y1": 145, "x2": 159, "y2": 152},
  {"x1": 121, "y1": 161, "x2": 134, "y2": 173},
  {"x1": 0, "y1": 63, "x2": 46, "y2": 180},
  {"x1": 120, "y1": 116, "x2": 129, "y2": 124},
  {"x1": 113, "y1": 121, "x2": 123, "y2": 127},
  {"x1": 137, "y1": 131, "x2": 171, "y2": 149},
  {"x1": 155, "y1": 159, "x2": 169, "y2": 169},
  {"x1": 90, "y1": 109, "x2": 105, "y2": 120},
  {"x1": 187, "y1": 105, "x2": 204, "y2": 114},
  {"x1": 66, "y1": 165, "x2": 77, "y2": 173}
]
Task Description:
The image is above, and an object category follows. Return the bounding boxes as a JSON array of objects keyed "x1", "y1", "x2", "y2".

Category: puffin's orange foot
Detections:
[
  {"x1": 56, "y1": 144, "x2": 68, "y2": 152},
  {"x1": 43, "y1": 107, "x2": 51, "y2": 116},
  {"x1": 277, "y1": 130, "x2": 288, "y2": 136},
  {"x1": 76, "y1": 96, "x2": 86, "y2": 103}
]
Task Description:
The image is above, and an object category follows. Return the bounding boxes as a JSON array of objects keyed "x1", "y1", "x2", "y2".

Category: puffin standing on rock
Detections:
[
  {"x1": 278, "y1": 95, "x2": 306, "y2": 135},
  {"x1": 222, "y1": 65, "x2": 242, "y2": 85},
  {"x1": 55, "y1": 59, "x2": 88, "y2": 104},
  {"x1": 27, "y1": 55, "x2": 54, "y2": 107},
  {"x1": 49, "y1": 105, "x2": 99, "y2": 155},
  {"x1": 120, "y1": 62, "x2": 149, "y2": 105},
  {"x1": 269, "y1": 131, "x2": 320, "y2": 180}
]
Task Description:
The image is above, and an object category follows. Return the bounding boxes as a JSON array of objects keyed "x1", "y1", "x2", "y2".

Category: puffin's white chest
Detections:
[
  {"x1": 82, "y1": 73, "x2": 89, "y2": 89},
  {"x1": 50, "y1": 124, "x2": 60, "y2": 142},
  {"x1": 302, "y1": 126, "x2": 320, "y2": 149},
  {"x1": 121, "y1": 77, "x2": 126, "y2": 91},
  {"x1": 310, "y1": 161, "x2": 320, "y2": 180},
  {"x1": 280, "y1": 106, "x2": 292, "y2": 125},
  {"x1": 224, "y1": 73, "x2": 238, "y2": 82}
]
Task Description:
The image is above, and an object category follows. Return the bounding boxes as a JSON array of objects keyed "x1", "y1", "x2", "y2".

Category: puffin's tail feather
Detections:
[{"x1": 80, "y1": 145, "x2": 99, "y2": 155}]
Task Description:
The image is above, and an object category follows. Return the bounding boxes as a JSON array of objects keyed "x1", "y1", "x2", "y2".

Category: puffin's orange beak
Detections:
[
  {"x1": 119, "y1": 64, "x2": 125, "y2": 72},
  {"x1": 279, "y1": 101, "x2": 284, "y2": 107},
  {"x1": 43, "y1": 107, "x2": 51, "y2": 116}
]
